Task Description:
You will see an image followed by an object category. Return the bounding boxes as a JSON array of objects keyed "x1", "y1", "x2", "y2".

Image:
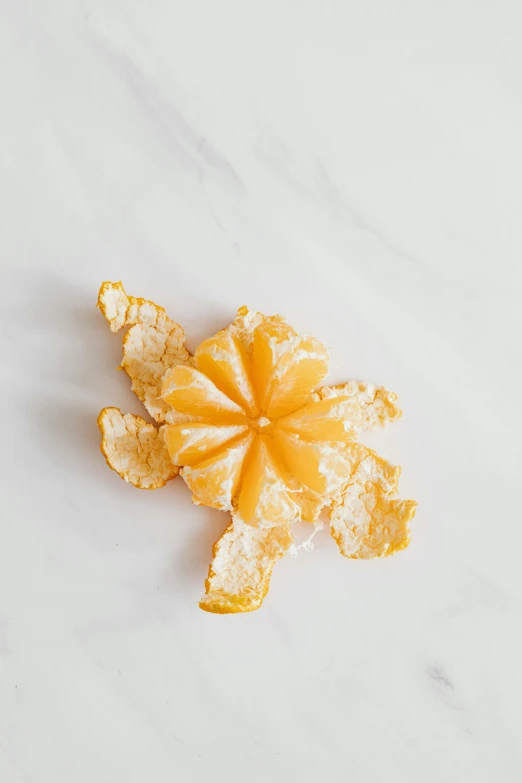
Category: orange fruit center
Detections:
[{"x1": 161, "y1": 317, "x2": 355, "y2": 525}]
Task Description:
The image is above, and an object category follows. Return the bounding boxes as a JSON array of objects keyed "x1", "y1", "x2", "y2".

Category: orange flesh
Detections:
[
  {"x1": 195, "y1": 332, "x2": 259, "y2": 417},
  {"x1": 253, "y1": 322, "x2": 329, "y2": 418},
  {"x1": 181, "y1": 432, "x2": 254, "y2": 510},
  {"x1": 236, "y1": 436, "x2": 298, "y2": 527},
  {"x1": 277, "y1": 395, "x2": 355, "y2": 441},
  {"x1": 271, "y1": 428, "x2": 354, "y2": 496},
  {"x1": 162, "y1": 319, "x2": 334, "y2": 523},
  {"x1": 164, "y1": 422, "x2": 248, "y2": 466},
  {"x1": 161, "y1": 364, "x2": 246, "y2": 424}
]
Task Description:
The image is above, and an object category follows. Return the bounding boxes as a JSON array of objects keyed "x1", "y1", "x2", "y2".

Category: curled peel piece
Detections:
[
  {"x1": 313, "y1": 381, "x2": 402, "y2": 433},
  {"x1": 200, "y1": 515, "x2": 294, "y2": 614},
  {"x1": 98, "y1": 280, "x2": 132, "y2": 333},
  {"x1": 97, "y1": 281, "x2": 191, "y2": 423},
  {"x1": 98, "y1": 407, "x2": 177, "y2": 490},
  {"x1": 329, "y1": 447, "x2": 417, "y2": 558}
]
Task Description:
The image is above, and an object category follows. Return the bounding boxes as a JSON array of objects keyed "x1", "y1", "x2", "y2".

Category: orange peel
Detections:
[
  {"x1": 98, "y1": 407, "x2": 177, "y2": 489},
  {"x1": 97, "y1": 281, "x2": 191, "y2": 423},
  {"x1": 329, "y1": 447, "x2": 417, "y2": 558},
  {"x1": 199, "y1": 516, "x2": 294, "y2": 614},
  {"x1": 97, "y1": 282, "x2": 417, "y2": 613},
  {"x1": 312, "y1": 381, "x2": 402, "y2": 432}
]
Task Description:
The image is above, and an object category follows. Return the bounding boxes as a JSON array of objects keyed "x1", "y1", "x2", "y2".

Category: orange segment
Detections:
[
  {"x1": 227, "y1": 306, "x2": 286, "y2": 356},
  {"x1": 161, "y1": 365, "x2": 247, "y2": 423},
  {"x1": 277, "y1": 396, "x2": 357, "y2": 441},
  {"x1": 237, "y1": 436, "x2": 299, "y2": 527},
  {"x1": 180, "y1": 432, "x2": 254, "y2": 510},
  {"x1": 253, "y1": 322, "x2": 329, "y2": 418},
  {"x1": 195, "y1": 331, "x2": 259, "y2": 417},
  {"x1": 164, "y1": 422, "x2": 248, "y2": 466},
  {"x1": 271, "y1": 428, "x2": 360, "y2": 496}
]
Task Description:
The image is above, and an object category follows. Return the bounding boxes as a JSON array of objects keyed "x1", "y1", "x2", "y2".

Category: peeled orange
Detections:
[{"x1": 97, "y1": 282, "x2": 417, "y2": 614}]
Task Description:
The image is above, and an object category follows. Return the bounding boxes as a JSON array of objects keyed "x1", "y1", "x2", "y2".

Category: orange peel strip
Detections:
[
  {"x1": 313, "y1": 381, "x2": 402, "y2": 433},
  {"x1": 200, "y1": 515, "x2": 294, "y2": 613},
  {"x1": 98, "y1": 407, "x2": 177, "y2": 489},
  {"x1": 97, "y1": 281, "x2": 191, "y2": 423},
  {"x1": 329, "y1": 447, "x2": 417, "y2": 558}
]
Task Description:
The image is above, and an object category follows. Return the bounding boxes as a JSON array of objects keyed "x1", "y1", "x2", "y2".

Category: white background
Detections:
[{"x1": 1, "y1": 2, "x2": 521, "y2": 781}]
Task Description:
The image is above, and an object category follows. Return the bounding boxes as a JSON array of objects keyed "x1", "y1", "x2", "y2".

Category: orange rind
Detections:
[
  {"x1": 312, "y1": 381, "x2": 402, "y2": 432},
  {"x1": 97, "y1": 281, "x2": 191, "y2": 423},
  {"x1": 329, "y1": 447, "x2": 417, "y2": 558},
  {"x1": 98, "y1": 407, "x2": 177, "y2": 489},
  {"x1": 97, "y1": 282, "x2": 417, "y2": 612},
  {"x1": 199, "y1": 516, "x2": 294, "y2": 614}
]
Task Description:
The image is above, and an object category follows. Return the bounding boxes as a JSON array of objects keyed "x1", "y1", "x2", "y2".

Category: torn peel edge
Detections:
[
  {"x1": 199, "y1": 594, "x2": 264, "y2": 614},
  {"x1": 199, "y1": 517, "x2": 293, "y2": 613},
  {"x1": 97, "y1": 406, "x2": 178, "y2": 490},
  {"x1": 331, "y1": 499, "x2": 417, "y2": 559},
  {"x1": 314, "y1": 382, "x2": 403, "y2": 430},
  {"x1": 97, "y1": 281, "x2": 129, "y2": 333},
  {"x1": 329, "y1": 447, "x2": 418, "y2": 559},
  {"x1": 97, "y1": 280, "x2": 178, "y2": 336},
  {"x1": 98, "y1": 281, "x2": 193, "y2": 424}
]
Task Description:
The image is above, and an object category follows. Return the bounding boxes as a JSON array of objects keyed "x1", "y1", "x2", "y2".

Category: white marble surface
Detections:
[{"x1": 1, "y1": 2, "x2": 522, "y2": 781}]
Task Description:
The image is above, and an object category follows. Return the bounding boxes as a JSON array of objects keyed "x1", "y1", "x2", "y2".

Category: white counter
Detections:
[{"x1": 1, "y1": 2, "x2": 521, "y2": 781}]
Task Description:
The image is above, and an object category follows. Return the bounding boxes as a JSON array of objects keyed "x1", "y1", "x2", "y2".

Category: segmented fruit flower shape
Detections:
[{"x1": 98, "y1": 282, "x2": 416, "y2": 614}]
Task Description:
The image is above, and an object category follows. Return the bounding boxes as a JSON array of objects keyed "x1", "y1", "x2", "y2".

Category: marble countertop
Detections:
[{"x1": 1, "y1": 2, "x2": 521, "y2": 781}]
